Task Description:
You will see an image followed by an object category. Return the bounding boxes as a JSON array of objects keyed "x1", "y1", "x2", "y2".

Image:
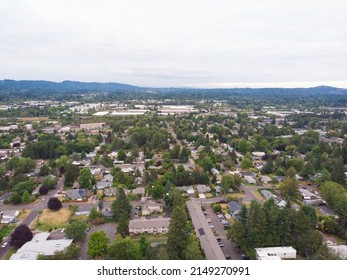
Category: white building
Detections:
[
  {"x1": 10, "y1": 232, "x2": 73, "y2": 260},
  {"x1": 1, "y1": 210, "x2": 19, "y2": 224},
  {"x1": 129, "y1": 217, "x2": 170, "y2": 235},
  {"x1": 255, "y1": 247, "x2": 297, "y2": 260}
]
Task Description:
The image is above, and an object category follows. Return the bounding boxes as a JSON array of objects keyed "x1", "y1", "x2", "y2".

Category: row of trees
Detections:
[{"x1": 228, "y1": 200, "x2": 339, "y2": 259}]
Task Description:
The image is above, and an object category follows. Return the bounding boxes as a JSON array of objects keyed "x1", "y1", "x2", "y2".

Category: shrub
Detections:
[{"x1": 47, "y1": 197, "x2": 62, "y2": 211}]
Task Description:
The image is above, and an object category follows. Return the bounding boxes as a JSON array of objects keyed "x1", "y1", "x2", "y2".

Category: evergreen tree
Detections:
[
  {"x1": 330, "y1": 157, "x2": 346, "y2": 186},
  {"x1": 166, "y1": 206, "x2": 190, "y2": 259}
]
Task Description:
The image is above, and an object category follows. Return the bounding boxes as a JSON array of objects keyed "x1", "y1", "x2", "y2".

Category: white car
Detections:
[
  {"x1": 221, "y1": 220, "x2": 229, "y2": 225},
  {"x1": 206, "y1": 218, "x2": 212, "y2": 222},
  {"x1": 209, "y1": 224, "x2": 215, "y2": 228},
  {"x1": 1, "y1": 241, "x2": 8, "y2": 248}
]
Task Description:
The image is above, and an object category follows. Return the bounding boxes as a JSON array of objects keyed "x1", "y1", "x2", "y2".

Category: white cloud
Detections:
[{"x1": 0, "y1": 0, "x2": 346, "y2": 87}]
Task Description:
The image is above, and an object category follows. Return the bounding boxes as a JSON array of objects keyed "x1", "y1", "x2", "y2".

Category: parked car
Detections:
[
  {"x1": 218, "y1": 242, "x2": 225, "y2": 247},
  {"x1": 209, "y1": 224, "x2": 215, "y2": 228},
  {"x1": 221, "y1": 219, "x2": 228, "y2": 225},
  {"x1": 206, "y1": 217, "x2": 212, "y2": 222},
  {"x1": 1, "y1": 241, "x2": 8, "y2": 248}
]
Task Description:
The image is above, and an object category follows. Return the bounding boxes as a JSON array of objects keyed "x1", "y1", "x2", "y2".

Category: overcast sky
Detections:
[{"x1": 0, "y1": 0, "x2": 346, "y2": 88}]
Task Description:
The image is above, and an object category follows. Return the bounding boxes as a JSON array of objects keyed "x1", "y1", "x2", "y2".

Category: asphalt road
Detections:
[{"x1": 0, "y1": 176, "x2": 65, "y2": 260}]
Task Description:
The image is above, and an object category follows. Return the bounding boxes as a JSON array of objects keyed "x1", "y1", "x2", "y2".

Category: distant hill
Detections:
[{"x1": 0, "y1": 79, "x2": 140, "y2": 92}]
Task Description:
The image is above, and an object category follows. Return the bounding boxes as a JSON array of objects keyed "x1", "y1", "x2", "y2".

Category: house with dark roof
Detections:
[
  {"x1": 228, "y1": 201, "x2": 242, "y2": 215},
  {"x1": 66, "y1": 189, "x2": 90, "y2": 201}
]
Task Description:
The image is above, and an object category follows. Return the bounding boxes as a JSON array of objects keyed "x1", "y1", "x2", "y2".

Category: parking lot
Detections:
[{"x1": 202, "y1": 202, "x2": 242, "y2": 260}]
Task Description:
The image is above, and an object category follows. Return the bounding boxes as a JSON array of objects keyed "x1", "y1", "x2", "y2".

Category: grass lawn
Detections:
[
  {"x1": 227, "y1": 193, "x2": 244, "y2": 201},
  {"x1": 204, "y1": 193, "x2": 214, "y2": 198},
  {"x1": 4, "y1": 248, "x2": 17, "y2": 260},
  {"x1": 18, "y1": 209, "x2": 32, "y2": 220},
  {"x1": 130, "y1": 234, "x2": 167, "y2": 244},
  {"x1": 34, "y1": 208, "x2": 72, "y2": 231},
  {"x1": 0, "y1": 224, "x2": 15, "y2": 240}
]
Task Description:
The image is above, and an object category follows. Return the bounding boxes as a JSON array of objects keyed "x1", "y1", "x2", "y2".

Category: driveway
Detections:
[{"x1": 79, "y1": 223, "x2": 117, "y2": 260}]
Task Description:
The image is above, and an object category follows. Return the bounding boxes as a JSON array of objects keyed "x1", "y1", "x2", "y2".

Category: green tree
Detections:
[
  {"x1": 87, "y1": 231, "x2": 109, "y2": 259},
  {"x1": 111, "y1": 187, "x2": 131, "y2": 221},
  {"x1": 64, "y1": 164, "x2": 80, "y2": 187},
  {"x1": 301, "y1": 162, "x2": 315, "y2": 179},
  {"x1": 78, "y1": 168, "x2": 93, "y2": 190},
  {"x1": 117, "y1": 149, "x2": 127, "y2": 161},
  {"x1": 10, "y1": 191, "x2": 21, "y2": 204},
  {"x1": 108, "y1": 237, "x2": 141, "y2": 260},
  {"x1": 241, "y1": 157, "x2": 253, "y2": 169},
  {"x1": 166, "y1": 206, "x2": 190, "y2": 259},
  {"x1": 39, "y1": 164, "x2": 50, "y2": 176},
  {"x1": 21, "y1": 191, "x2": 31, "y2": 204},
  {"x1": 184, "y1": 235, "x2": 203, "y2": 260},
  {"x1": 330, "y1": 157, "x2": 346, "y2": 186},
  {"x1": 279, "y1": 177, "x2": 300, "y2": 205},
  {"x1": 221, "y1": 174, "x2": 234, "y2": 197},
  {"x1": 66, "y1": 221, "x2": 88, "y2": 242},
  {"x1": 41, "y1": 176, "x2": 58, "y2": 189},
  {"x1": 261, "y1": 159, "x2": 274, "y2": 174}
]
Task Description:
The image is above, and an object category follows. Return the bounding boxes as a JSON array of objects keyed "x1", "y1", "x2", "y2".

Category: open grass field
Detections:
[{"x1": 34, "y1": 208, "x2": 72, "y2": 231}]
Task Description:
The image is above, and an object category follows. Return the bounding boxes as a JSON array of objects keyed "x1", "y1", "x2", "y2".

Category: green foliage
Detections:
[
  {"x1": 320, "y1": 181, "x2": 347, "y2": 226},
  {"x1": 87, "y1": 231, "x2": 109, "y2": 259},
  {"x1": 41, "y1": 176, "x2": 58, "y2": 189},
  {"x1": 78, "y1": 168, "x2": 93, "y2": 190},
  {"x1": 279, "y1": 176, "x2": 300, "y2": 204},
  {"x1": 108, "y1": 237, "x2": 141, "y2": 260},
  {"x1": 167, "y1": 206, "x2": 190, "y2": 259},
  {"x1": 211, "y1": 203, "x2": 222, "y2": 213},
  {"x1": 66, "y1": 221, "x2": 88, "y2": 242},
  {"x1": 12, "y1": 180, "x2": 35, "y2": 196},
  {"x1": 64, "y1": 164, "x2": 80, "y2": 187},
  {"x1": 241, "y1": 157, "x2": 253, "y2": 169},
  {"x1": 228, "y1": 201, "x2": 330, "y2": 259},
  {"x1": 21, "y1": 191, "x2": 31, "y2": 204}
]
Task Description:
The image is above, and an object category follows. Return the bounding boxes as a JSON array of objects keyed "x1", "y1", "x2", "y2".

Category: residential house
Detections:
[
  {"x1": 10, "y1": 232, "x2": 73, "y2": 260},
  {"x1": 176, "y1": 186, "x2": 195, "y2": 196},
  {"x1": 244, "y1": 176, "x2": 256, "y2": 184},
  {"x1": 96, "y1": 181, "x2": 112, "y2": 190},
  {"x1": 66, "y1": 189, "x2": 89, "y2": 201},
  {"x1": 141, "y1": 199, "x2": 164, "y2": 215},
  {"x1": 196, "y1": 184, "x2": 211, "y2": 194},
  {"x1": 261, "y1": 190, "x2": 276, "y2": 200},
  {"x1": 228, "y1": 201, "x2": 242, "y2": 215},
  {"x1": 252, "y1": 152, "x2": 265, "y2": 160},
  {"x1": 1, "y1": 210, "x2": 19, "y2": 224},
  {"x1": 261, "y1": 175, "x2": 272, "y2": 184},
  {"x1": 132, "y1": 187, "x2": 145, "y2": 196},
  {"x1": 129, "y1": 217, "x2": 170, "y2": 235},
  {"x1": 104, "y1": 187, "x2": 117, "y2": 197}
]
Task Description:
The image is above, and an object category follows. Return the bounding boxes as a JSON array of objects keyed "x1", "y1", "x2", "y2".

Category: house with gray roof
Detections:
[
  {"x1": 196, "y1": 184, "x2": 211, "y2": 193},
  {"x1": 96, "y1": 181, "x2": 112, "y2": 190},
  {"x1": 228, "y1": 201, "x2": 242, "y2": 214},
  {"x1": 66, "y1": 189, "x2": 89, "y2": 201},
  {"x1": 261, "y1": 189, "x2": 276, "y2": 200},
  {"x1": 10, "y1": 232, "x2": 73, "y2": 260}
]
